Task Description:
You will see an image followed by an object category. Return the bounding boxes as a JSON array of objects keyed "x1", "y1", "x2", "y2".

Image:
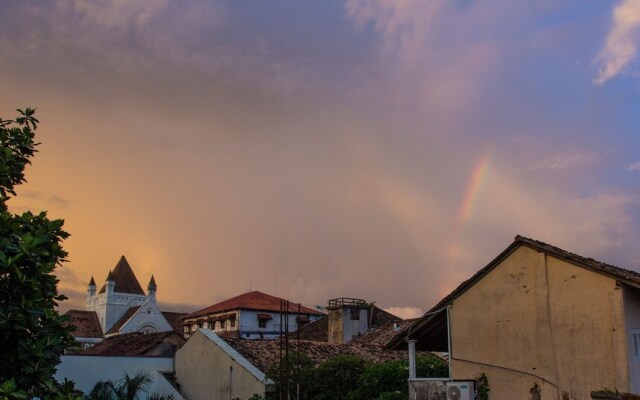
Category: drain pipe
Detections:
[
  {"x1": 446, "y1": 306, "x2": 452, "y2": 380},
  {"x1": 408, "y1": 339, "x2": 417, "y2": 380}
]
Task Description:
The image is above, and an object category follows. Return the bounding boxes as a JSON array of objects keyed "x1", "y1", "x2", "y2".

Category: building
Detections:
[
  {"x1": 391, "y1": 235, "x2": 640, "y2": 400},
  {"x1": 175, "y1": 328, "x2": 425, "y2": 400},
  {"x1": 293, "y1": 297, "x2": 403, "y2": 344},
  {"x1": 55, "y1": 332, "x2": 185, "y2": 399},
  {"x1": 183, "y1": 291, "x2": 325, "y2": 340},
  {"x1": 64, "y1": 256, "x2": 186, "y2": 349}
]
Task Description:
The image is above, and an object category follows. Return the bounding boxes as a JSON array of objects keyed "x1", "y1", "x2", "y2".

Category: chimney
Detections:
[{"x1": 326, "y1": 298, "x2": 369, "y2": 344}]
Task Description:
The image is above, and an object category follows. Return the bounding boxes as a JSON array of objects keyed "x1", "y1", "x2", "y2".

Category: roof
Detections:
[
  {"x1": 292, "y1": 317, "x2": 328, "y2": 341},
  {"x1": 161, "y1": 311, "x2": 188, "y2": 332},
  {"x1": 187, "y1": 291, "x2": 324, "y2": 319},
  {"x1": 81, "y1": 331, "x2": 184, "y2": 356},
  {"x1": 291, "y1": 306, "x2": 401, "y2": 343},
  {"x1": 99, "y1": 256, "x2": 145, "y2": 295},
  {"x1": 64, "y1": 310, "x2": 103, "y2": 338},
  {"x1": 350, "y1": 319, "x2": 417, "y2": 348},
  {"x1": 106, "y1": 306, "x2": 141, "y2": 335},
  {"x1": 388, "y1": 235, "x2": 640, "y2": 349},
  {"x1": 221, "y1": 336, "x2": 421, "y2": 374}
]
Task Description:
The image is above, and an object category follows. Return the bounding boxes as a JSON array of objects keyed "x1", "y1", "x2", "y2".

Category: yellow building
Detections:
[{"x1": 391, "y1": 236, "x2": 640, "y2": 400}]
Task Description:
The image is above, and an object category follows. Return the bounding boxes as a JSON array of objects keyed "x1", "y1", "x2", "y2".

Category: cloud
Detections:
[
  {"x1": 630, "y1": 160, "x2": 640, "y2": 170},
  {"x1": 594, "y1": 0, "x2": 640, "y2": 85},
  {"x1": 383, "y1": 306, "x2": 424, "y2": 320},
  {"x1": 528, "y1": 152, "x2": 599, "y2": 171}
]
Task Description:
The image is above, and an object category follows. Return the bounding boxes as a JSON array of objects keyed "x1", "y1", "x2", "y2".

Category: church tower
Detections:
[{"x1": 85, "y1": 256, "x2": 154, "y2": 334}]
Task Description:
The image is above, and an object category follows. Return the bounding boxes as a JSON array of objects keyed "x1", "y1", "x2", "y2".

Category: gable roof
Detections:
[
  {"x1": 64, "y1": 310, "x2": 103, "y2": 338},
  {"x1": 82, "y1": 331, "x2": 184, "y2": 356},
  {"x1": 387, "y1": 235, "x2": 640, "y2": 349},
  {"x1": 106, "y1": 306, "x2": 141, "y2": 335},
  {"x1": 99, "y1": 256, "x2": 145, "y2": 295},
  {"x1": 349, "y1": 319, "x2": 417, "y2": 348},
  {"x1": 187, "y1": 291, "x2": 323, "y2": 318}
]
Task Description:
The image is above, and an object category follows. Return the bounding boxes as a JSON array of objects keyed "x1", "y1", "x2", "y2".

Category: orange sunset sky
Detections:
[{"x1": 1, "y1": 0, "x2": 639, "y2": 318}]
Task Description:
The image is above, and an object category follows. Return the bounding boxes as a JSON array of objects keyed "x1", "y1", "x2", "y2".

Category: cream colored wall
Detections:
[
  {"x1": 449, "y1": 245, "x2": 629, "y2": 400},
  {"x1": 175, "y1": 331, "x2": 266, "y2": 400}
]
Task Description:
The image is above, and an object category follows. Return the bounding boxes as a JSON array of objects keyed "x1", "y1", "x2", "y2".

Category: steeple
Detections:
[
  {"x1": 87, "y1": 276, "x2": 96, "y2": 297},
  {"x1": 104, "y1": 270, "x2": 115, "y2": 294},
  {"x1": 147, "y1": 275, "x2": 157, "y2": 299},
  {"x1": 99, "y1": 256, "x2": 145, "y2": 295}
]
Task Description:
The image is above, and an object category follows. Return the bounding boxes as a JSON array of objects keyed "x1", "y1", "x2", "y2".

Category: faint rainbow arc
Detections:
[{"x1": 455, "y1": 152, "x2": 491, "y2": 228}]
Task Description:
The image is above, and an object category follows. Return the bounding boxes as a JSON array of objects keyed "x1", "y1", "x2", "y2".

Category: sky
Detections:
[{"x1": 1, "y1": 0, "x2": 639, "y2": 319}]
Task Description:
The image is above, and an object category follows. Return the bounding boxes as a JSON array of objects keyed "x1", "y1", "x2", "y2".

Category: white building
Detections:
[
  {"x1": 183, "y1": 291, "x2": 325, "y2": 340},
  {"x1": 64, "y1": 256, "x2": 185, "y2": 349}
]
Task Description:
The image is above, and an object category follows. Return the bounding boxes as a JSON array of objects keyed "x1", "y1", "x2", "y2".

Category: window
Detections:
[
  {"x1": 633, "y1": 329, "x2": 640, "y2": 359},
  {"x1": 258, "y1": 319, "x2": 267, "y2": 328},
  {"x1": 349, "y1": 309, "x2": 360, "y2": 320},
  {"x1": 230, "y1": 318, "x2": 236, "y2": 328}
]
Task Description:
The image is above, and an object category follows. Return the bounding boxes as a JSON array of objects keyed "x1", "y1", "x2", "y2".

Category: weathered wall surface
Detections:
[
  {"x1": 449, "y1": 245, "x2": 629, "y2": 400},
  {"x1": 175, "y1": 330, "x2": 268, "y2": 400}
]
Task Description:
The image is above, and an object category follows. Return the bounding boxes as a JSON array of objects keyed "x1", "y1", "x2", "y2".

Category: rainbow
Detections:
[{"x1": 455, "y1": 152, "x2": 491, "y2": 227}]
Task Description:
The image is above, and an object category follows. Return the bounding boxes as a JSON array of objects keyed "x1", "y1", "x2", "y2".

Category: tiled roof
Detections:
[
  {"x1": 222, "y1": 337, "x2": 422, "y2": 373},
  {"x1": 82, "y1": 331, "x2": 184, "y2": 356},
  {"x1": 99, "y1": 256, "x2": 145, "y2": 295},
  {"x1": 291, "y1": 306, "x2": 401, "y2": 343},
  {"x1": 161, "y1": 311, "x2": 188, "y2": 332},
  {"x1": 188, "y1": 291, "x2": 324, "y2": 318},
  {"x1": 350, "y1": 319, "x2": 417, "y2": 348},
  {"x1": 106, "y1": 306, "x2": 141, "y2": 335},
  {"x1": 388, "y1": 235, "x2": 640, "y2": 349},
  {"x1": 290, "y1": 317, "x2": 328, "y2": 341},
  {"x1": 64, "y1": 310, "x2": 103, "y2": 338}
]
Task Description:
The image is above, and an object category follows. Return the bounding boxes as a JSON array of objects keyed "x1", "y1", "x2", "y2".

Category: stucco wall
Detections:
[
  {"x1": 175, "y1": 330, "x2": 269, "y2": 400},
  {"x1": 449, "y1": 245, "x2": 629, "y2": 400},
  {"x1": 55, "y1": 355, "x2": 181, "y2": 399}
]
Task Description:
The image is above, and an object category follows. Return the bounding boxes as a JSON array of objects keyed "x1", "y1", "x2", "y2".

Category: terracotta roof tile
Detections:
[
  {"x1": 64, "y1": 310, "x2": 103, "y2": 338},
  {"x1": 222, "y1": 337, "x2": 427, "y2": 373},
  {"x1": 292, "y1": 317, "x2": 328, "y2": 341},
  {"x1": 99, "y1": 256, "x2": 145, "y2": 295},
  {"x1": 350, "y1": 319, "x2": 417, "y2": 347},
  {"x1": 82, "y1": 331, "x2": 184, "y2": 356},
  {"x1": 161, "y1": 311, "x2": 188, "y2": 332},
  {"x1": 188, "y1": 291, "x2": 324, "y2": 318}
]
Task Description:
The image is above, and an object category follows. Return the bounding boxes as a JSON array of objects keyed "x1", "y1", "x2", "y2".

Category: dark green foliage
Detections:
[
  {"x1": 310, "y1": 356, "x2": 367, "y2": 400},
  {"x1": 267, "y1": 353, "x2": 447, "y2": 400},
  {"x1": 0, "y1": 109, "x2": 75, "y2": 398},
  {"x1": 476, "y1": 373, "x2": 490, "y2": 400},
  {"x1": 84, "y1": 372, "x2": 172, "y2": 400},
  {"x1": 266, "y1": 352, "x2": 315, "y2": 400}
]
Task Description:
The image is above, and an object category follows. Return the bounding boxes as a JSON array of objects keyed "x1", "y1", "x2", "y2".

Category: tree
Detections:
[
  {"x1": 0, "y1": 108, "x2": 76, "y2": 398},
  {"x1": 84, "y1": 372, "x2": 173, "y2": 400}
]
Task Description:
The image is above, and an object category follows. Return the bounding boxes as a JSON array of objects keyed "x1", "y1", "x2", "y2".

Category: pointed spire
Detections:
[
  {"x1": 148, "y1": 275, "x2": 157, "y2": 289},
  {"x1": 89, "y1": 276, "x2": 96, "y2": 286},
  {"x1": 106, "y1": 270, "x2": 115, "y2": 282}
]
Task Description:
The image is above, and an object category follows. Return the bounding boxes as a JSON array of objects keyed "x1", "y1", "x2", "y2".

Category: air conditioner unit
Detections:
[{"x1": 446, "y1": 381, "x2": 475, "y2": 400}]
